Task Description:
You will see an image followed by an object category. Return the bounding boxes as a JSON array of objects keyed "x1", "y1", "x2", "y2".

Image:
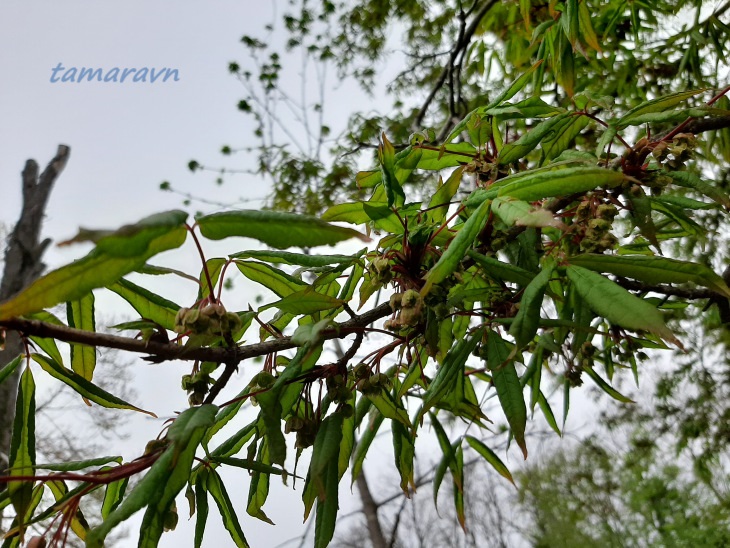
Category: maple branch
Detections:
[{"x1": 0, "y1": 302, "x2": 393, "y2": 365}]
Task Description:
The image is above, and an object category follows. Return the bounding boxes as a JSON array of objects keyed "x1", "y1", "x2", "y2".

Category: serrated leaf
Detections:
[
  {"x1": 108, "y1": 278, "x2": 181, "y2": 331},
  {"x1": 209, "y1": 469, "x2": 249, "y2": 547},
  {"x1": 566, "y1": 265, "x2": 679, "y2": 345},
  {"x1": 510, "y1": 262, "x2": 555, "y2": 348},
  {"x1": 487, "y1": 331, "x2": 527, "y2": 459},
  {"x1": 617, "y1": 89, "x2": 705, "y2": 128},
  {"x1": 234, "y1": 260, "x2": 307, "y2": 298},
  {"x1": 569, "y1": 254, "x2": 730, "y2": 298},
  {"x1": 465, "y1": 435, "x2": 515, "y2": 485},
  {"x1": 7, "y1": 366, "x2": 36, "y2": 538},
  {"x1": 197, "y1": 210, "x2": 368, "y2": 249},
  {"x1": 421, "y1": 200, "x2": 491, "y2": 296},
  {"x1": 0, "y1": 212, "x2": 188, "y2": 320},
  {"x1": 31, "y1": 354, "x2": 156, "y2": 417},
  {"x1": 583, "y1": 367, "x2": 635, "y2": 403},
  {"x1": 260, "y1": 289, "x2": 343, "y2": 315},
  {"x1": 87, "y1": 405, "x2": 218, "y2": 548},
  {"x1": 497, "y1": 167, "x2": 625, "y2": 201},
  {"x1": 666, "y1": 170, "x2": 730, "y2": 209},
  {"x1": 230, "y1": 250, "x2": 361, "y2": 267},
  {"x1": 66, "y1": 293, "x2": 96, "y2": 381}
]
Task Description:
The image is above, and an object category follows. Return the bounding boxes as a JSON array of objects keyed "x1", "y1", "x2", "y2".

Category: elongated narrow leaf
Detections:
[
  {"x1": 0, "y1": 355, "x2": 23, "y2": 386},
  {"x1": 87, "y1": 405, "x2": 218, "y2": 548},
  {"x1": 422, "y1": 201, "x2": 491, "y2": 296},
  {"x1": 208, "y1": 469, "x2": 249, "y2": 547},
  {"x1": 487, "y1": 331, "x2": 528, "y2": 459},
  {"x1": 0, "y1": 212, "x2": 188, "y2": 320},
  {"x1": 392, "y1": 420, "x2": 416, "y2": 495},
  {"x1": 536, "y1": 391, "x2": 562, "y2": 436},
  {"x1": 31, "y1": 355, "x2": 155, "y2": 417},
  {"x1": 465, "y1": 435, "x2": 514, "y2": 485},
  {"x1": 47, "y1": 480, "x2": 89, "y2": 541},
  {"x1": 194, "y1": 472, "x2": 208, "y2": 548},
  {"x1": 198, "y1": 258, "x2": 227, "y2": 301},
  {"x1": 492, "y1": 197, "x2": 563, "y2": 229},
  {"x1": 230, "y1": 250, "x2": 361, "y2": 267},
  {"x1": 468, "y1": 251, "x2": 535, "y2": 286},
  {"x1": 617, "y1": 89, "x2": 705, "y2": 128},
  {"x1": 666, "y1": 170, "x2": 730, "y2": 209},
  {"x1": 365, "y1": 392, "x2": 411, "y2": 428},
  {"x1": 497, "y1": 167, "x2": 625, "y2": 201},
  {"x1": 566, "y1": 265, "x2": 678, "y2": 344},
  {"x1": 35, "y1": 455, "x2": 122, "y2": 472},
  {"x1": 313, "y1": 457, "x2": 339, "y2": 548},
  {"x1": 234, "y1": 260, "x2": 307, "y2": 298},
  {"x1": 108, "y1": 278, "x2": 181, "y2": 331},
  {"x1": 310, "y1": 413, "x2": 344, "y2": 499},
  {"x1": 429, "y1": 166, "x2": 466, "y2": 223},
  {"x1": 246, "y1": 440, "x2": 273, "y2": 524},
  {"x1": 197, "y1": 210, "x2": 368, "y2": 249},
  {"x1": 379, "y1": 133, "x2": 405, "y2": 207},
  {"x1": 67, "y1": 293, "x2": 96, "y2": 381},
  {"x1": 510, "y1": 262, "x2": 555, "y2": 348},
  {"x1": 429, "y1": 413, "x2": 460, "y2": 506},
  {"x1": 8, "y1": 366, "x2": 36, "y2": 536},
  {"x1": 569, "y1": 254, "x2": 730, "y2": 298},
  {"x1": 418, "y1": 330, "x2": 482, "y2": 421},
  {"x1": 583, "y1": 367, "x2": 635, "y2": 403},
  {"x1": 498, "y1": 113, "x2": 571, "y2": 164},
  {"x1": 260, "y1": 290, "x2": 343, "y2": 315},
  {"x1": 351, "y1": 412, "x2": 385, "y2": 485},
  {"x1": 101, "y1": 476, "x2": 128, "y2": 520}
]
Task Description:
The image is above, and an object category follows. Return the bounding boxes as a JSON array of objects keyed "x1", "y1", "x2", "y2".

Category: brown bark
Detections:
[{"x1": 0, "y1": 145, "x2": 69, "y2": 482}]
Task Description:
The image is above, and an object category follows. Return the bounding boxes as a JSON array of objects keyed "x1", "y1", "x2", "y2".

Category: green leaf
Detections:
[
  {"x1": 487, "y1": 60, "x2": 544, "y2": 110},
  {"x1": 7, "y1": 366, "x2": 35, "y2": 537},
  {"x1": 392, "y1": 419, "x2": 416, "y2": 495},
  {"x1": 561, "y1": 0, "x2": 579, "y2": 49},
  {"x1": 87, "y1": 405, "x2": 218, "y2": 548},
  {"x1": 465, "y1": 435, "x2": 515, "y2": 485},
  {"x1": 193, "y1": 472, "x2": 208, "y2": 548},
  {"x1": 422, "y1": 200, "x2": 491, "y2": 296},
  {"x1": 379, "y1": 133, "x2": 406, "y2": 207},
  {"x1": 66, "y1": 292, "x2": 96, "y2": 381},
  {"x1": 260, "y1": 289, "x2": 343, "y2": 315},
  {"x1": 27, "y1": 311, "x2": 66, "y2": 366},
  {"x1": 234, "y1": 260, "x2": 307, "y2": 298},
  {"x1": 350, "y1": 409, "x2": 384, "y2": 485},
  {"x1": 418, "y1": 330, "x2": 483, "y2": 421},
  {"x1": 197, "y1": 210, "x2": 368, "y2": 249},
  {"x1": 537, "y1": 390, "x2": 562, "y2": 436},
  {"x1": 583, "y1": 367, "x2": 635, "y2": 403},
  {"x1": 498, "y1": 113, "x2": 571, "y2": 164},
  {"x1": 208, "y1": 469, "x2": 250, "y2": 547},
  {"x1": 31, "y1": 354, "x2": 156, "y2": 417},
  {"x1": 569, "y1": 254, "x2": 730, "y2": 298},
  {"x1": 35, "y1": 455, "x2": 122, "y2": 472},
  {"x1": 566, "y1": 265, "x2": 679, "y2": 345},
  {"x1": 198, "y1": 258, "x2": 227, "y2": 301},
  {"x1": 230, "y1": 249, "x2": 361, "y2": 267},
  {"x1": 0, "y1": 355, "x2": 22, "y2": 386},
  {"x1": 496, "y1": 167, "x2": 625, "y2": 201},
  {"x1": 0, "y1": 212, "x2": 188, "y2": 320},
  {"x1": 510, "y1": 261, "x2": 555, "y2": 348},
  {"x1": 468, "y1": 251, "x2": 535, "y2": 286},
  {"x1": 365, "y1": 391, "x2": 411, "y2": 428},
  {"x1": 492, "y1": 197, "x2": 563, "y2": 229},
  {"x1": 308, "y1": 412, "x2": 344, "y2": 548},
  {"x1": 487, "y1": 331, "x2": 528, "y2": 459},
  {"x1": 428, "y1": 166, "x2": 466, "y2": 224},
  {"x1": 246, "y1": 440, "x2": 274, "y2": 524},
  {"x1": 101, "y1": 476, "x2": 128, "y2": 520},
  {"x1": 539, "y1": 114, "x2": 590, "y2": 164},
  {"x1": 666, "y1": 170, "x2": 730, "y2": 209},
  {"x1": 108, "y1": 278, "x2": 181, "y2": 331},
  {"x1": 617, "y1": 89, "x2": 705, "y2": 127}
]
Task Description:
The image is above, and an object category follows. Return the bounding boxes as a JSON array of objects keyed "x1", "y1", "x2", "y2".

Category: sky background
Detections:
[{"x1": 0, "y1": 2, "x2": 586, "y2": 547}]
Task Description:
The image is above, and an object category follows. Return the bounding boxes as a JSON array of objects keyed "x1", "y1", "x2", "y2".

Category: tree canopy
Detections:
[{"x1": 2, "y1": 1, "x2": 730, "y2": 546}]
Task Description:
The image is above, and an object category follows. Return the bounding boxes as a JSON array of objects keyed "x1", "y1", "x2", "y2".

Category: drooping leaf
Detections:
[
  {"x1": 87, "y1": 405, "x2": 218, "y2": 548},
  {"x1": 496, "y1": 167, "x2": 625, "y2": 201},
  {"x1": 582, "y1": 366, "x2": 635, "y2": 403},
  {"x1": 7, "y1": 366, "x2": 36, "y2": 538},
  {"x1": 66, "y1": 292, "x2": 96, "y2": 381},
  {"x1": 365, "y1": 391, "x2": 411, "y2": 428},
  {"x1": 510, "y1": 261, "x2": 555, "y2": 348},
  {"x1": 234, "y1": 260, "x2": 307, "y2": 298},
  {"x1": 465, "y1": 435, "x2": 515, "y2": 485},
  {"x1": 230, "y1": 249, "x2": 362, "y2": 267},
  {"x1": 0, "y1": 211, "x2": 188, "y2": 320},
  {"x1": 260, "y1": 289, "x2": 343, "y2": 315},
  {"x1": 566, "y1": 265, "x2": 679, "y2": 345},
  {"x1": 197, "y1": 210, "x2": 368, "y2": 249},
  {"x1": 31, "y1": 354, "x2": 155, "y2": 417},
  {"x1": 193, "y1": 471, "x2": 208, "y2": 548},
  {"x1": 468, "y1": 251, "x2": 535, "y2": 286},
  {"x1": 208, "y1": 469, "x2": 250, "y2": 547},
  {"x1": 617, "y1": 89, "x2": 705, "y2": 128},
  {"x1": 350, "y1": 411, "x2": 384, "y2": 486},
  {"x1": 108, "y1": 278, "x2": 181, "y2": 331},
  {"x1": 569, "y1": 254, "x2": 730, "y2": 298},
  {"x1": 421, "y1": 200, "x2": 491, "y2": 296},
  {"x1": 0, "y1": 355, "x2": 23, "y2": 386},
  {"x1": 246, "y1": 440, "x2": 274, "y2": 525},
  {"x1": 486, "y1": 331, "x2": 528, "y2": 459},
  {"x1": 392, "y1": 420, "x2": 416, "y2": 495}
]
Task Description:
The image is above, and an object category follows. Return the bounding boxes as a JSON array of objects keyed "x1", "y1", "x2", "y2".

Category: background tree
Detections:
[{"x1": 1, "y1": 2, "x2": 730, "y2": 547}]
